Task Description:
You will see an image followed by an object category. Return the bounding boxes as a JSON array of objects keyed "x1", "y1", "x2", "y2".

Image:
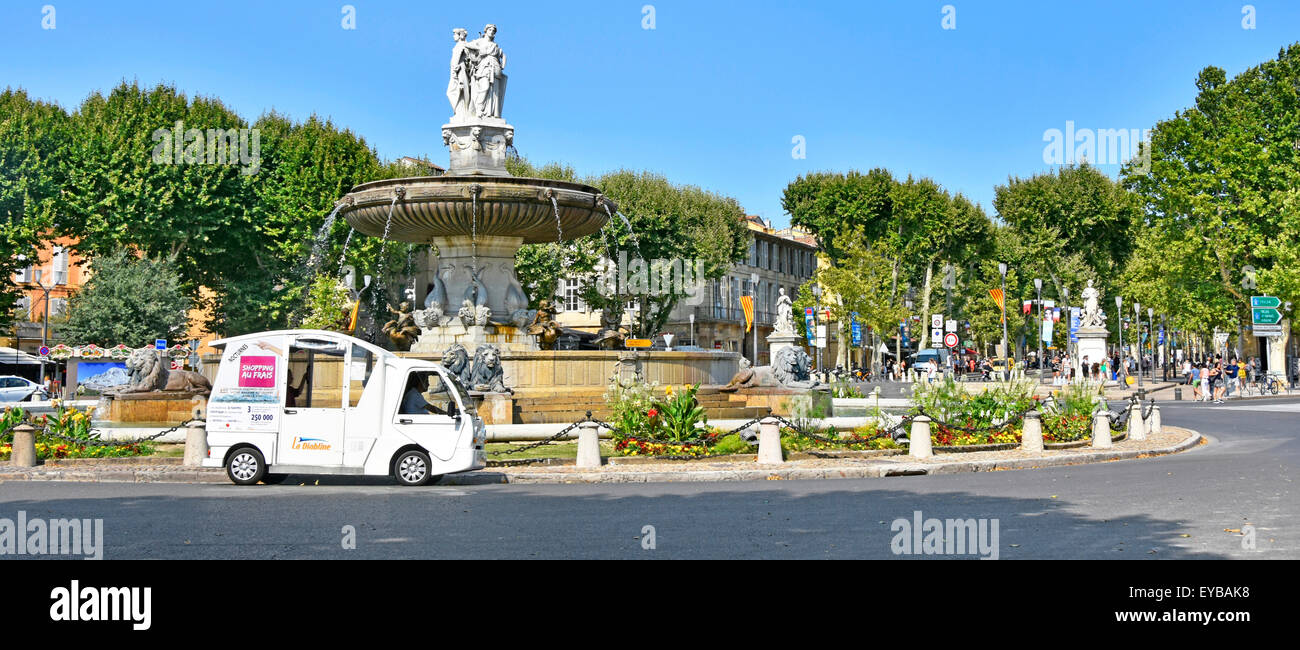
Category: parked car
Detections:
[{"x1": 0, "y1": 376, "x2": 48, "y2": 402}]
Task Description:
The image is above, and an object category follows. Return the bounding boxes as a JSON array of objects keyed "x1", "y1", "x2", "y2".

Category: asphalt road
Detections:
[{"x1": 2, "y1": 397, "x2": 1295, "y2": 559}]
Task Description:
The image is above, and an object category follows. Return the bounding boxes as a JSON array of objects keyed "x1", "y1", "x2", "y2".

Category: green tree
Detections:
[
  {"x1": 59, "y1": 251, "x2": 190, "y2": 346},
  {"x1": 810, "y1": 227, "x2": 908, "y2": 368},
  {"x1": 1123, "y1": 45, "x2": 1300, "y2": 343},
  {"x1": 0, "y1": 88, "x2": 72, "y2": 327}
]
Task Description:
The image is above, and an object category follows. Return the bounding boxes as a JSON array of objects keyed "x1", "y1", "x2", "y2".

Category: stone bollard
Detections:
[
  {"x1": 183, "y1": 420, "x2": 208, "y2": 467},
  {"x1": 1127, "y1": 401, "x2": 1146, "y2": 441},
  {"x1": 1020, "y1": 410, "x2": 1043, "y2": 453},
  {"x1": 575, "y1": 420, "x2": 602, "y2": 468},
  {"x1": 908, "y1": 415, "x2": 933, "y2": 459},
  {"x1": 9, "y1": 423, "x2": 38, "y2": 467},
  {"x1": 1092, "y1": 411, "x2": 1113, "y2": 449},
  {"x1": 1149, "y1": 405, "x2": 1162, "y2": 435},
  {"x1": 757, "y1": 417, "x2": 783, "y2": 464}
]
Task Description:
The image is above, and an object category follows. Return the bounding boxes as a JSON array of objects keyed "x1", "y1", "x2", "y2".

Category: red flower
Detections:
[{"x1": 647, "y1": 408, "x2": 659, "y2": 418}]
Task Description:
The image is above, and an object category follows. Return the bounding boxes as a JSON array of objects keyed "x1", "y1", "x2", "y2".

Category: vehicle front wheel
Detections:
[
  {"x1": 393, "y1": 449, "x2": 435, "y2": 486},
  {"x1": 227, "y1": 447, "x2": 267, "y2": 486}
]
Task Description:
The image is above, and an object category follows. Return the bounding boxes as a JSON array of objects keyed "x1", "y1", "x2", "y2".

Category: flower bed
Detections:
[{"x1": 0, "y1": 404, "x2": 156, "y2": 461}]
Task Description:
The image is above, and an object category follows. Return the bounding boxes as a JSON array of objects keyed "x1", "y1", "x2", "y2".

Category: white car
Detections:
[{"x1": 0, "y1": 376, "x2": 48, "y2": 402}]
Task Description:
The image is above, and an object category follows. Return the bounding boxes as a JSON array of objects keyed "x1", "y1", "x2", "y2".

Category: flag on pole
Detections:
[
  {"x1": 989, "y1": 288, "x2": 1005, "y2": 323},
  {"x1": 739, "y1": 295, "x2": 754, "y2": 332}
]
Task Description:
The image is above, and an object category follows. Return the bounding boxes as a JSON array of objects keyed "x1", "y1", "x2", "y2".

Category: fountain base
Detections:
[
  {"x1": 442, "y1": 121, "x2": 514, "y2": 176},
  {"x1": 409, "y1": 322, "x2": 541, "y2": 354}
]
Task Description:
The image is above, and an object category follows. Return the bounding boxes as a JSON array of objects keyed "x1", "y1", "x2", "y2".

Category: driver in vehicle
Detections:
[{"x1": 399, "y1": 372, "x2": 454, "y2": 416}]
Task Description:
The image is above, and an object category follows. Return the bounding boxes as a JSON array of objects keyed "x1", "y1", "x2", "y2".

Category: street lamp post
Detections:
[
  {"x1": 1062, "y1": 286, "x2": 1071, "y2": 371},
  {"x1": 750, "y1": 272, "x2": 759, "y2": 367},
  {"x1": 1134, "y1": 301, "x2": 1143, "y2": 388},
  {"x1": 1034, "y1": 278, "x2": 1043, "y2": 383},
  {"x1": 1114, "y1": 296, "x2": 1123, "y2": 361},
  {"x1": 904, "y1": 296, "x2": 914, "y2": 381},
  {"x1": 812, "y1": 284, "x2": 822, "y2": 380},
  {"x1": 1148, "y1": 307, "x2": 1155, "y2": 384},
  {"x1": 32, "y1": 269, "x2": 55, "y2": 390},
  {"x1": 998, "y1": 263, "x2": 1009, "y2": 372},
  {"x1": 689, "y1": 313, "x2": 695, "y2": 348}
]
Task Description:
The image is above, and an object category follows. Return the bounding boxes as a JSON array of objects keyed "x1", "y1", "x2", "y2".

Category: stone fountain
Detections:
[{"x1": 337, "y1": 24, "x2": 615, "y2": 353}]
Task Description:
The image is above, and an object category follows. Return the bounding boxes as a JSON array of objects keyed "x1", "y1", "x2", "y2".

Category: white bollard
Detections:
[
  {"x1": 182, "y1": 419, "x2": 208, "y2": 467},
  {"x1": 1149, "y1": 405, "x2": 1162, "y2": 435},
  {"x1": 575, "y1": 420, "x2": 602, "y2": 468},
  {"x1": 10, "y1": 423, "x2": 37, "y2": 467},
  {"x1": 908, "y1": 415, "x2": 933, "y2": 458},
  {"x1": 757, "y1": 417, "x2": 783, "y2": 464},
  {"x1": 1127, "y1": 401, "x2": 1146, "y2": 441},
  {"x1": 1020, "y1": 410, "x2": 1043, "y2": 453},
  {"x1": 1092, "y1": 411, "x2": 1112, "y2": 449}
]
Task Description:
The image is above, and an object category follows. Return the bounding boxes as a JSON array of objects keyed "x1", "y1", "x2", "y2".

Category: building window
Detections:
[
  {"x1": 15, "y1": 297, "x2": 31, "y2": 320},
  {"x1": 49, "y1": 298, "x2": 68, "y2": 318},
  {"x1": 14, "y1": 256, "x2": 33, "y2": 284},
  {"x1": 759, "y1": 241, "x2": 768, "y2": 270},
  {"x1": 561, "y1": 277, "x2": 585, "y2": 312},
  {"x1": 53, "y1": 246, "x2": 69, "y2": 285},
  {"x1": 748, "y1": 240, "x2": 756, "y2": 267}
]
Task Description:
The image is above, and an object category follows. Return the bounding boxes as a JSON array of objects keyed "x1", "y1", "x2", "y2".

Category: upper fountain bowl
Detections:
[{"x1": 339, "y1": 176, "x2": 614, "y2": 244}]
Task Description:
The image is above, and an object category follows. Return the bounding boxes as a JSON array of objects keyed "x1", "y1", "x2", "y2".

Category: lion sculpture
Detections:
[
  {"x1": 719, "y1": 346, "x2": 818, "y2": 392},
  {"x1": 118, "y1": 347, "x2": 212, "y2": 395},
  {"x1": 442, "y1": 343, "x2": 473, "y2": 386},
  {"x1": 467, "y1": 344, "x2": 510, "y2": 393}
]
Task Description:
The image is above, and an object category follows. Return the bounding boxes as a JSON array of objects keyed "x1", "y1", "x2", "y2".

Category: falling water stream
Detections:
[
  {"x1": 337, "y1": 227, "x2": 355, "y2": 277},
  {"x1": 365, "y1": 192, "x2": 402, "y2": 339},
  {"x1": 550, "y1": 194, "x2": 563, "y2": 243}
]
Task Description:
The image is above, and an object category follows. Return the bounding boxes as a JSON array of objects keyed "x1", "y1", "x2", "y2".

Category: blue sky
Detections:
[{"x1": 2, "y1": 0, "x2": 1296, "y2": 226}]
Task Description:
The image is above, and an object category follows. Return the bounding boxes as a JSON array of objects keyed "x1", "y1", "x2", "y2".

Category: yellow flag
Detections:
[{"x1": 740, "y1": 295, "x2": 754, "y2": 332}]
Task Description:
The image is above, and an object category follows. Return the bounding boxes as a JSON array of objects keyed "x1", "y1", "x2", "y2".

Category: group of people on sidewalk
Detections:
[{"x1": 1183, "y1": 355, "x2": 1256, "y2": 403}]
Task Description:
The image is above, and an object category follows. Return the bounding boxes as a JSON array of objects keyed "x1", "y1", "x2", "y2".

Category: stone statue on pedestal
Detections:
[
  {"x1": 774, "y1": 287, "x2": 795, "y2": 336},
  {"x1": 465, "y1": 24, "x2": 507, "y2": 120},
  {"x1": 1080, "y1": 280, "x2": 1106, "y2": 328}
]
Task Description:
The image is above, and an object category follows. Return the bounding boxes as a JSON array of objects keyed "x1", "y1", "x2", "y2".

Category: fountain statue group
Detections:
[{"x1": 446, "y1": 24, "x2": 507, "y2": 123}]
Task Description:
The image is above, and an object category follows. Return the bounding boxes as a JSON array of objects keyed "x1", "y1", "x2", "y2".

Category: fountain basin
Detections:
[{"x1": 340, "y1": 176, "x2": 614, "y2": 244}]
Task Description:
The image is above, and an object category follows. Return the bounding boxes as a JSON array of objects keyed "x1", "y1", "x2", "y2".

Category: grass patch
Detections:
[{"x1": 485, "y1": 440, "x2": 618, "y2": 460}]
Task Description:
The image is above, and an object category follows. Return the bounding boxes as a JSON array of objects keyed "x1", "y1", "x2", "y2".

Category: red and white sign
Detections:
[{"x1": 943, "y1": 332, "x2": 959, "y2": 349}]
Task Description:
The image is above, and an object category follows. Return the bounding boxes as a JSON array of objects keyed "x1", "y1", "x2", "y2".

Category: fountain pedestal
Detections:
[{"x1": 442, "y1": 120, "x2": 514, "y2": 177}]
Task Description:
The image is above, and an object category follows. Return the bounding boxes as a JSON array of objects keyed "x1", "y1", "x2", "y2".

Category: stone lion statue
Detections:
[
  {"x1": 118, "y1": 348, "x2": 212, "y2": 395},
  {"x1": 719, "y1": 346, "x2": 818, "y2": 392},
  {"x1": 467, "y1": 343, "x2": 510, "y2": 393},
  {"x1": 442, "y1": 343, "x2": 473, "y2": 386}
]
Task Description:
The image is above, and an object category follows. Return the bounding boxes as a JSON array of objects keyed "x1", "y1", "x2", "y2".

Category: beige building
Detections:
[{"x1": 554, "y1": 216, "x2": 818, "y2": 365}]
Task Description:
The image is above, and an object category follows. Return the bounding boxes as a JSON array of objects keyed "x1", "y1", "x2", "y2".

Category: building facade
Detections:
[{"x1": 554, "y1": 216, "x2": 819, "y2": 366}]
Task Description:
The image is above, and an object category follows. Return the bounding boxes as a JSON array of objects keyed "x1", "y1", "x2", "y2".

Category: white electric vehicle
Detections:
[{"x1": 201, "y1": 330, "x2": 486, "y2": 486}]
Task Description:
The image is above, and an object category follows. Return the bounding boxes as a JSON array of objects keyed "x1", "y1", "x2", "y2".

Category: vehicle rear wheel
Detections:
[
  {"x1": 227, "y1": 447, "x2": 266, "y2": 486},
  {"x1": 393, "y1": 449, "x2": 434, "y2": 486}
]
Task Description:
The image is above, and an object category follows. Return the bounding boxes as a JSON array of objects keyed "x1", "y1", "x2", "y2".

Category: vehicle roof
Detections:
[{"x1": 208, "y1": 329, "x2": 394, "y2": 359}]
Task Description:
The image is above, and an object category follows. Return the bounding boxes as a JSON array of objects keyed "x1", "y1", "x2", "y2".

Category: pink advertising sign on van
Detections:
[{"x1": 238, "y1": 356, "x2": 276, "y2": 388}]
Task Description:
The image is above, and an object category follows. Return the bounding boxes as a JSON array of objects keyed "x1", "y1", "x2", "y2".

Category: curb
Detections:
[
  {"x1": 0, "y1": 429, "x2": 1203, "y2": 486},
  {"x1": 439, "y1": 427, "x2": 1204, "y2": 485}
]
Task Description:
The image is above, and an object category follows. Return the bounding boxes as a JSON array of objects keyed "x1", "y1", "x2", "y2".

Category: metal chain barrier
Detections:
[
  {"x1": 35, "y1": 421, "x2": 194, "y2": 448},
  {"x1": 487, "y1": 411, "x2": 620, "y2": 457},
  {"x1": 913, "y1": 408, "x2": 1029, "y2": 435}
]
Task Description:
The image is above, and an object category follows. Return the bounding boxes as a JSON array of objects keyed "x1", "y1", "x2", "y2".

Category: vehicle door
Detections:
[
  {"x1": 278, "y1": 335, "x2": 347, "y2": 466},
  {"x1": 390, "y1": 368, "x2": 466, "y2": 461}
]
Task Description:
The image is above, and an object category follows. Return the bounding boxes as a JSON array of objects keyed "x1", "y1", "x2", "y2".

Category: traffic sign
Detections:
[
  {"x1": 931, "y1": 328, "x2": 943, "y2": 342},
  {"x1": 624, "y1": 338, "x2": 653, "y2": 348},
  {"x1": 1250, "y1": 296, "x2": 1281, "y2": 309},
  {"x1": 1251, "y1": 324, "x2": 1283, "y2": 337},
  {"x1": 38, "y1": 346, "x2": 50, "y2": 357},
  {"x1": 931, "y1": 314, "x2": 943, "y2": 329},
  {"x1": 1252, "y1": 308, "x2": 1282, "y2": 325},
  {"x1": 155, "y1": 339, "x2": 168, "y2": 351},
  {"x1": 943, "y1": 332, "x2": 959, "y2": 348},
  {"x1": 945, "y1": 319, "x2": 957, "y2": 333}
]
